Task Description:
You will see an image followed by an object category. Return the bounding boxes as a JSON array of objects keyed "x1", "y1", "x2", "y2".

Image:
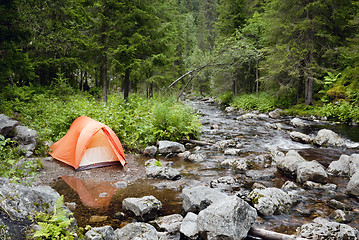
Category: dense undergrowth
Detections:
[{"x1": 0, "y1": 85, "x2": 202, "y2": 153}]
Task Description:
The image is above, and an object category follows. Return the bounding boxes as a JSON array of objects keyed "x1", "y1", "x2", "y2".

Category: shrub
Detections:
[{"x1": 231, "y1": 92, "x2": 277, "y2": 112}]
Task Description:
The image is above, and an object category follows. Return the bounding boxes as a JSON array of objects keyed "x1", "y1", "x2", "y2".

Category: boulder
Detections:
[
  {"x1": 268, "y1": 109, "x2": 282, "y2": 119},
  {"x1": 290, "y1": 117, "x2": 309, "y2": 127},
  {"x1": 144, "y1": 146, "x2": 157, "y2": 157},
  {"x1": 281, "y1": 181, "x2": 300, "y2": 191},
  {"x1": 289, "y1": 131, "x2": 313, "y2": 144},
  {"x1": 220, "y1": 158, "x2": 248, "y2": 173},
  {"x1": 328, "y1": 199, "x2": 353, "y2": 211},
  {"x1": 115, "y1": 222, "x2": 158, "y2": 240},
  {"x1": 346, "y1": 171, "x2": 359, "y2": 197},
  {"x1": 152, "y1": 214, "x2": 183, "y2": 234},
  {"x1": 122, "y1": 196, "x2": 162, "y2": 221},
  {"x1": 349, "y1": 154, "x2": 359, "y2": 177},
  {"x1": 210, "y1": 176, "x2": 238, "y2": 189},
  {"x1": 211, "y1": 139, "x2": 236, "y2": 151},
  {"x1": 197, "y1": 195, "x2": 257, "y2": 240},
  {"x1": 276, "y1": 150, "x2": 306, "y2": 177},
  {"x1": 0, "y1": 114, "x2": 19, "y2": 137},
  {"x1": 313, "y1": 129, "x2": 345, "y2": 147},
  {"x1": 180, "y1": 212, "x2": 199, "y2": 240},
  {"x1": 303, "y1": 181, "x2": 337, "y2": 191},
  {"x1": 245, "y1": 167, "x2": 277, "y2": 180},
  {"x1": 296, "y1": 221, "x2": 358, "y2": 240},
  {"x1": 145, "y1": 159, "x2": 181, "y2": 180},
  {"x1": 177, "y1": 151, "x2": 191, "y2": 159},
  {"x1": 224, "y1": 148, "x2": 242, "y2": 156},
  {"x1": 158, "y1": 141, "x2": 185, "y2": 155},
  {"x1": 181, "y1": 185, "x2": 228, "y2": 213},
  {"x1": 328, "y1": 209, "x2": 353, "y2": 223},
  {"x1": 225, "y1": 106, "x2": 235, "y2": 113},
  {"x1": 248, "y1": 187, "x2": 292, "y2": 215},
  {"x1": 296, "y1": 160, "x2": 328, "y2": 183},
  {"x1": 237, "y1": 113, "x2": 258, "y2": 120},
  {"x1": 13, "y1": 125, "x2": 37, "y2": 157},
  {"x1": 84, "y1": 226, "x2": 116, "y2": 240},
  {"x1": 187, "y1": 153, "x2": 206, "y2": 163},
  {"x1": 327, "y1": 155, "x2": 351, "y2": 176}
]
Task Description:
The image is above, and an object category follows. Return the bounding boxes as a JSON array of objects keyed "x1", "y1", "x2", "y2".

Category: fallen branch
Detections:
[
  {"x1": 182, "y1": 139, "x2": 213, "y2": 146},
  {"x1": 248, "y1": 227, "x2": 306, "y2": 240}
]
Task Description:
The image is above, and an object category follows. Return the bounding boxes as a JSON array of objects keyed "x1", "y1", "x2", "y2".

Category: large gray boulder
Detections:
[
  {"x1": 197, "y1": 195, "x2": 257, "y2": 240},
  {"x1": 181, "y1": 186, "x2": 228, "y2": 213},
  {"x1": 180, "y1": 212, "x2": 199, "y2": 240},
  {"x1": 115, "y1": 222, "x2": 158, "y2": 240},
  {"x1": 327, "y1": 155, "x2": 351, "y2": 176},
  {"x1": 144, "y1": 146, "x2": 157, "y2": 157},
  {"x1": 158, "y1": 141, "x2": 185, "y2": 155},
  {"x1": 122, "y1": 196, "x2": 162, "y2": 221},
  {"x1": 347, "y1": 171, "x2": 359, "y2": 197},
  {"x1": 187, "y1": 153, "x2": 206, "y2": 163},
  {"x1": 290, "y1": 117, "x2": 309, "y2": 127},
  {"x1": 297, "y1": 221, "x2": 358, "y2": 240},
  {"x1": 0, "y1": 114, "x2": 19, "y2": 137},
  {"x1": 248, "y1": 187, "x2": 292, "y2": 215},
  {"x1": 276, "y1": 150, "x2": 306, "y2": 177},
  {"x1": 84, "y1": 226, "x2": 116, "y2": 240},
  {"x1": 220, "y1": 158, "x2": 248, "y2": 173},
  {"x1": 313, "y1": 129, "x2": 345, "y2": 147},
  {"x1": 289, "y1": 131, "x2": 313, "y2": 144},
  {"x1": 151, "y1": 214, "x2": 183, "y2": 234},
  {"x1": 349, "y1": 154, "x2": 359, "y2": 177},
  {"x1": 145, "y1": 159, "x2": 181, "y2": 180},
  {"x1": 296, "y1": 160, "x2": 328, "y2": 183},
  {"x1": 13, "y1": 125, "x2": 37, "y2": 157}
]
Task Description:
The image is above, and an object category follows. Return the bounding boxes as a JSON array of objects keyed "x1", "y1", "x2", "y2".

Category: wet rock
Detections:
[
  {"x1": 246, "y1": 167, "x2": 277, "y2": 180},
  {"x1": 290, "y1": 117, "x2": 309, "y2": 127},
  {"x1": 328, "y1": 209, "x2": 353, "y2": 223},
  {"x1": 289, "y1": 131, "x2": 313, "y2": 144},
  {"x1": 115, "y1": 222, "x2": 158, "y2": 240},
  {"x1": 268, "y1": 109, "x2": 282, "y2": 119},
  {"x1": 276, "y1": 150, "x2": 306, "y2": 178},
  {"x1": 296, "y1": 160, "x2": 328, "y2": 183},
  {"x1": 251, "y1": 182, "x2": 266, "y2": 190},
  {"x1": 248, "y1": 187, "x2": 292, "y2": 215},
  {"x1": 187, "y1": 153, "x2": 205, "y2": 163},
  {"x1": 64, "y1": 202, "x2": 76, "y2": 212},
  {"x1": 0, "y1": 114, "x2": 19, "y2": 137},
  {"x1": 152, "y1": 214, "x2": 183, "y2": 233},
  {"x1": 89, "y1": 215, "x2": 108, "y2": 223},
  {"x1": 237, "y1": 113, "x2": 258, "y2": 120},
  {"x1": 180, "y1": 212, "x2": 198, "y2": 240},
  {"x1": 13, "y1": 125, "x2": 37, "y2": 157},
  {"x1": 281, "y1": 181, "x2": 300, "y2": 191},
  {"x1": 197, "y1": 195, "x2": 257, "y2": 240},
  {"x1": 144, "y1": 146, "x2": 158, "y2": 157},
  {"x1": 224, "y1": 148, "x2": 242, "y2": 155},
  {"x1": 313, "y1": 129, "x2": 345, "y2": 147},
  {"x1": 210, "y1": 176, "x2": 238, "y2": 189},
  {"x1": 158, "y1": 141, "x2": 185, "y2": 155},
  {"x1": 225, "y1": 106, "x2": 235, "y2": 113},
  {"x1": 221, "y1": 158, "x2": 248, "y2": 173},
  {"x1": 177, "y1": 151, "x2": 191, "y2": 159},
  {"x1": 145, "y1": 159, "x2": 181, "y2": 180},
  {"x1": 346, "y1": 172, "x2": 359, "y2": 197},
  {"x1": 210, "y1": 124, "x2": 219, "y2": 130},
  {"x1": 113, "y1": 211, "x2": 126, "y2": 220},
  {"x1": 327, "y1": 155, "x2": 351, "y2": 176},
  {"x1": 328, "y1": 199, "x2": 353, "y2": 211},
  {"x1": 181, "y1": 185, "x2": 228, "y2": 213},
  {"x1": 85, "y1": 226, "x2": 116, "y2": 240},
  {"x1": 296, "y1": 221, "x2": 358, "y2": 240},
  {"x1": 303, "y1": 181, "x2": 337, "y2": 191},
  {"x1": 349, "y1": 154, "x2": 359, "y2": 177},
  {"x1": 122, "y1": 195, "x2": 162, "y2": 221},
  {"x1": 266, "y1": 122, "x2": 285, "y2": 130},
  {"x1": 211, "y1": 139, "x2": 236, "y2": 150}
]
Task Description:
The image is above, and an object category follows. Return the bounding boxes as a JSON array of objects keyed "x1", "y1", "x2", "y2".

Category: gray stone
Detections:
[
  {"x1": 268, "y1": 109, "x2": 282, "y2": 119},
  {"x1": 187, "y1": 153, "x2": 205, "y2": 163},
  {"x1": 224, "y1": 148, "x2": 242, "y2": 156},
  {"x1": 328, "y1": 199, "x2": 353, "y2": 211},
  {"x1": 329, "y1": 209, "x2": 353, "y2": 223},
  {"x1": 210, "y1": 176, "x2": 238, "y2": 189},
  {"x1": 313, "y1": 129, "x2": 345, "y2": 147},
  {"x1": 85, "y1": 226, "x2": 116, "y2": 240},
  {"x1": 220, "y1": 158, "x2": 248, "y2": 173},
  {"x1": 297, "y1": 221, "x2": 358, "y2": 240},
  {"x1": 237, "y1": 113, "x2": 258, "y2": 120},
  {"x1": 349, "y1": 154, "x2": 359, "y2": 177},
  {"x1": 290, "y1": 118, "x2": 309, "y2": 127},
  {"x1": 296, "y1": 160, "x2": 328, "y2": 183},
  {"x1": 145, "y1": 159, "x2": 181, "y2": 180},
  {"x1": 211, "y1": 139, "x2": 236, "y2": 150},
  {"x1": 197, "y1": 196, "x2": 257, "y2": 240},
  {"x1": 0, "y1": 114, "x2": 19, "y2": 137},
  {"x1": 281, "y1": 181, "x2": 299, "y2": 191},
  {"x1": 246, "y1": 167, "x2": 277, "y2": 180},
  {"x1": 122, "y1": 195, "x2": 162, "y2": 221},
  {"x1": 276, "y1": 150, "x2": 306, "y2": 177},
  {"x1": 303, "y1": 181, "x2": 337, "y2": 191},
  {"x1": 115, "y1": 222, "x2": 158, "y2": 240},
  {"x1": 13, "y1": 125, "x2": 37, "y2": 157},
  {"x1": 328, "y1": 155, "x2": 351, "y2": 176},
  {"x1": 225, "y1": 106, "x2": 235, "y2": 113},
  {"x1": 177, "y1": 151, "x2": 191, "y2": 159},
  {"x1": 248, "y1": 187, "x2": 292, "y2": 215},
  {"x1": 158, "y1": 141, "x2": 185, "y2": 155},
  {"x1": 144, "y1": 146, "x2": 158, "y2": 157},
  {"x1": 289, "y1": 131, "x2": 313, "y2": 144},
  {"x1": 346, "y1": 171, "x2": 359, "y2": 197},
  {"x1": 180, "y1": 212, "x2": 198, "y2": 240},
  {"x1": 152, "y1": 214, "x2": 183, "y2": 233},
  {"x1": 181, "y1": 185, "x2": 228, "y2": 213}
]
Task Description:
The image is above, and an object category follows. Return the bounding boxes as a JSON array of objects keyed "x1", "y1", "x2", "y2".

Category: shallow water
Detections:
[{"x1": 52, "y1": 100, "x2": 359, "y2": 235}]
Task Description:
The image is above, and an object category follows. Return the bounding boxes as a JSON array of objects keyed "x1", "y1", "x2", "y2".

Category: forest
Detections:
[{"x1": 1, "y1": 0, "x2": 359, "y2": 150}]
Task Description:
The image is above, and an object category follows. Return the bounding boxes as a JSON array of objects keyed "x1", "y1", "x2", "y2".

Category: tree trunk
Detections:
[
  {"x1": 123, "y1": 68, "x2": 130, "y2": 100},
  {"x1": 256, "y1": 59, "x2": 259, "y2": 99},
  {"x1": 249, "y1": 227, "x2": 307, "y2": 240},
  {"x1": 304, "y1": 77, "x2": 313, "y2": 105},
  {"x1": 101, "y1": 52, "x2": 108, "y2": 102},
  {"x1": 147, "y1": 82, "x2": 153, "y2": 98}
]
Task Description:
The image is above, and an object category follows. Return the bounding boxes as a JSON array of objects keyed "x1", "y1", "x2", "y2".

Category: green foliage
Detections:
[
  {"x1": 318, "y1": 101, "x2": 359, "y2": 123},
  {"x1": 218, "y1": 91, "x2": 233, "y2": 105},
  {"x1": 31, "y1": 196, "x2": 76, "y2": 240},
  {"x1": 231, "y1": 92, "x2": 276, "y2": 112}
]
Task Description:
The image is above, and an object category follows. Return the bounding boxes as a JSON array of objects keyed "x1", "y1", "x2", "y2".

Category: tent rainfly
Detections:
[{"x1": 49, "y1": 116, "x2": 126, "y2": 170}]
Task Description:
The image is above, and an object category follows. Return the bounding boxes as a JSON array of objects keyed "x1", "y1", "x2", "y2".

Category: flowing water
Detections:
[{"x1": 52, "y1": 100, "x2": 359, "y2": 236}]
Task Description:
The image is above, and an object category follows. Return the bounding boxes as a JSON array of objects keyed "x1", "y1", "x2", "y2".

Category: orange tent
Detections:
[{"x1": 49, "y1": 116, "x2": 126, "y2": 170}]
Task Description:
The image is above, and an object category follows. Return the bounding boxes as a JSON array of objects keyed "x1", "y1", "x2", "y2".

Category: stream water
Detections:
[{"x1": 52, "y1": 100, "x2": 359, "y2": 236}]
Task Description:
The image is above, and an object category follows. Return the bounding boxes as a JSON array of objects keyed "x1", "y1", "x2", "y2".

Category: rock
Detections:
[
  {"x1": 281, "y1": 181, "x2": 299, "y2": 191},
  {"x1": 210, "y1": 176, "x2": 238, "y2": 189},
  {"x1": 268, "y1": 109, "x2": 282, "y2": 119},
  {"x1": 197, "y1": 195, "x2": 257, "y2": 240},
  {"x1": 180, "y1": 212, "x2": 198, "y2": 240},
  {"x1": 64, "y1": 202, "x2": 76, "y2": 212},
  {"x1": 187, "y1": 153, "x2": 205, "y2": 163},
  {"x1": 115, "y1": 222, "x2": 158, "y2": 240},
  {"x1": 327, "y1": 155, "x2": 351, "y2": 176},
  {"x1": 349, "y1": 154, "x2": 359, "y2": 177},
  {"x1": 225, "y1": 106, "x2": 235, "y2": 113},
  {"x1": 313, "y1": 129, "x2": 345, "y2": 147},
  {"x1": 296, "y1": 221, "x2": 358, "y2": 240},
  {"x1": 290, "y1": 118, "x2": 309, "y2": 127},
  {"x1": 276, "y1": 150, "x2": 306, "y2": 177},
  {"x1": 328, "y1": 199, "x2": 353, "y2": 211},
  {"x1": 248, "y1": 187, "x2": 292, "y2": 215},
  {"x1": 0, "y1": 114, "x2": 19, "y2": 137},
  {"x1": 210, "y1": 124, "x2": 219, "y2": 130},
  {"x1": 85, "y1": 226, "x2": 116, "y2": 240},
  {"x1": 181, "y1": 185, "x2": 228, "y2": 213},
  {"x1": 177, "y1": 151, "x2": 191, "y2": 159},
  {"x1": 237, "y1": 113, "x2": 258, "y2": 120},
  {"x1": 220, "y1": 158, "x2": 248, "y2": 173},
  {"x1": 158, "y1": 141, "x2": 185, "y2": 155},
  {"x1": 296, "y1": 160, "x2": 328, "y2": 183},
  {"x1": 114, "y1": 211, "x2": 126, "y2": 220},
  {"x1": 346, "y1": 171, "x2": 359, "y2": 197},
  {"x1": 303, "y1": 181, "x2": 337, "y2": 191},
  {"x1": 252, "y1": 182, "x2": 266, "y2": 190},
  {"x1": 89, "y1": 215, "x2": 108, "y2": 223},
  {"x1": 122, "y1": 195, "x2": 162, "y2": 221},
  {"x1": 144, "y1": 146, "x2": 158, "y2": 157},
  {"x1": 224, "y1": 148, "x2": 242, "y2": 155},
  {"x1": 211, "y1": 139, "x2": 236, "y2": 150},
  {"x1": 245, "y1": 167, "x2": 277, "y2": 180},
  {"x1": 289, "y1": 131, "x2": 313, "y2": 144},
  {"x1": 329, "y1": 209, "x2": 353, "y2": 223},
  {"x1": 13, "y1": 125, "x2": 37, "y2": 157},
  {"x1": 152, "y1": 214, "x2": 183, "y2": 233},
  {"x1": 145, "y1": 159, "x2": 181, "y2": 180}
]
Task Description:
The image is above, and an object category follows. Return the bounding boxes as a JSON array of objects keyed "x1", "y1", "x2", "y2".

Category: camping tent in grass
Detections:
[{"x1": 49, "y1": 116, "x2": 126, "y2": 170}]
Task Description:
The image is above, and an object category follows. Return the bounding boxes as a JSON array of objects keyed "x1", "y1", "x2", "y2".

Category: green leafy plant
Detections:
[{"x1": 231, "y1": 92, "x2": 277, "y2": 112}]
